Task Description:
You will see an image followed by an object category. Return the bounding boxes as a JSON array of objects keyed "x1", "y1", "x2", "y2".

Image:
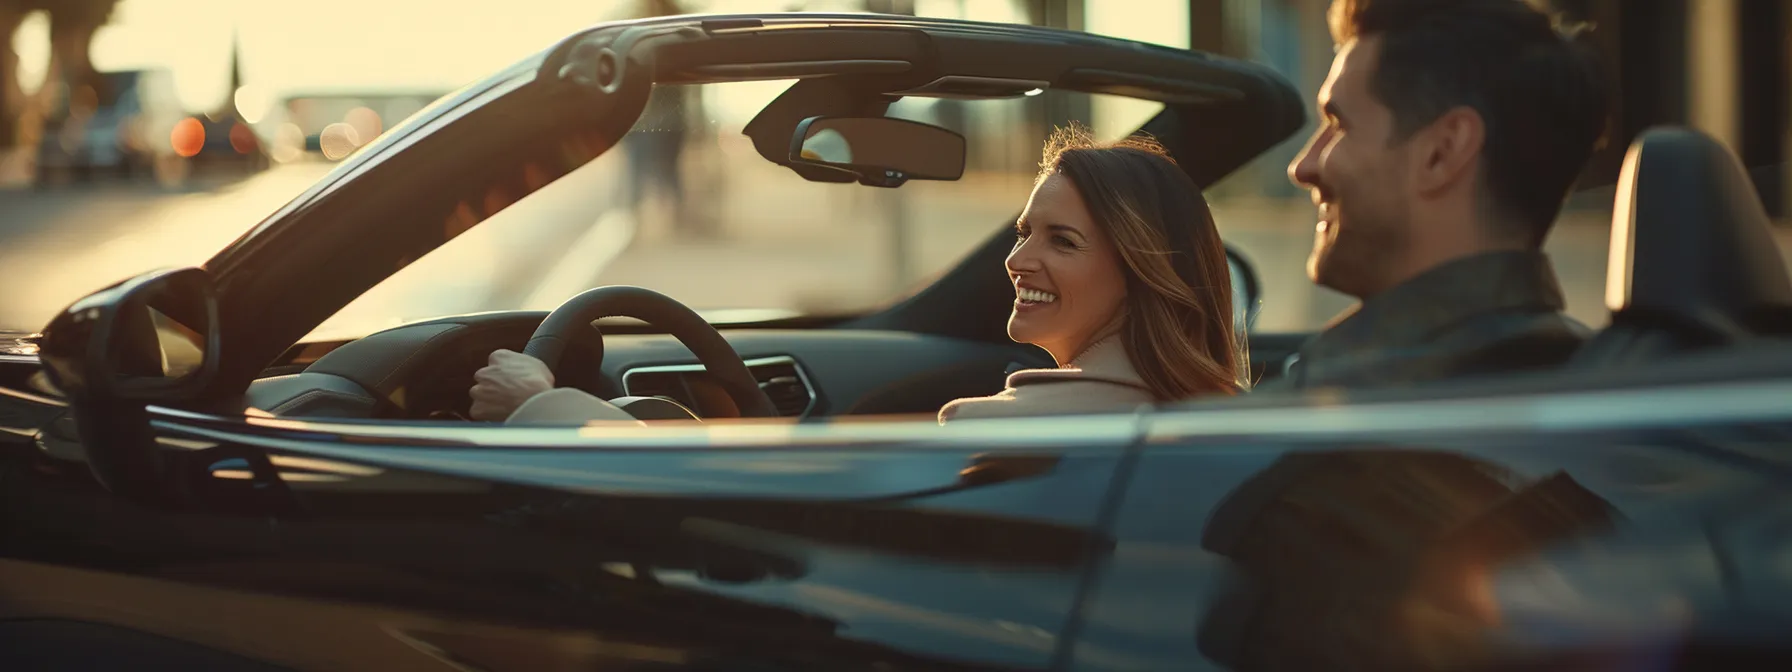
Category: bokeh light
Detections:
[
  {"x1": 171, "y1": 118, "x2": 206, "y2": 157},
  {"x1": 344, "y1": 106, "x2": 383, "y2": 144},
  {"x1": 70, "y1": 86, "x2": 100, "y2": 115},
  {"x1": 11, "y1": 11, "x2": 51, "y2": 95},
  {"x1": 272, "y1": 123, "x2": 306, "y2": 163},
  {"x1": 234, "y1": 85, "x2": 273, "y2": 124},
  {"x1": 229, "y1": 123, "x2": 259, "y2": 154},
  {"x1": 319, "y1": 122, "x2": 362, "y2": 160}
]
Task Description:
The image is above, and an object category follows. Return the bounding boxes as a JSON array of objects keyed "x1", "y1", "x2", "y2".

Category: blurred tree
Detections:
[{"x1": 0, "y1": 0, "x2": 119, "y2": 176}]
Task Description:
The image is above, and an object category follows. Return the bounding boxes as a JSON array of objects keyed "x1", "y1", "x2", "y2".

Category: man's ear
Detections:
[{"x1": 1411, "y1": 106, "x2": 1485, "y2": 196}]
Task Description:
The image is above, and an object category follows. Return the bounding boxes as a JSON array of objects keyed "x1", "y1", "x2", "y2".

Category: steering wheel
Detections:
[{"x1": 523, "y1": 285, "x2": 779, "y2": 419}]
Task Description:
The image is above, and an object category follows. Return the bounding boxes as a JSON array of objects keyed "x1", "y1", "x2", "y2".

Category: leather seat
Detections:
[{"x1": 1571, "y1": 127, "x2": 1792, "y2": 367}]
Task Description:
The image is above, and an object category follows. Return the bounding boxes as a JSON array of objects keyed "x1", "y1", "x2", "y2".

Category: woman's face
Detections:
[{"x1": 1006, "y1": 173, "x2": 1129, "y2": 364}]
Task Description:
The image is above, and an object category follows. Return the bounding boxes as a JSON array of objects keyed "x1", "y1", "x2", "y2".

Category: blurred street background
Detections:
[{"x1": 1, "y1": 0, "x2": 1789, "y2": 339}]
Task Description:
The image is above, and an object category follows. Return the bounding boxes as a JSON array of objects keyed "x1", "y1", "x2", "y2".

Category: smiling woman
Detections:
[{"x1": 938, "y1": 129, "x2": 1246, "y2": 423}]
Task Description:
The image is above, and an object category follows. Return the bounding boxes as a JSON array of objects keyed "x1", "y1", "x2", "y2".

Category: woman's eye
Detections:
[{"x1": 1053, "y1": 235, "x2": 1076, "y2": 248}]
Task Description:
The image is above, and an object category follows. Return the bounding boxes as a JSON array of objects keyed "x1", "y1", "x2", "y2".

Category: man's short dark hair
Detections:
[{"x1": 1330, "y1": 0, "x2": 1609, "y2": 244}]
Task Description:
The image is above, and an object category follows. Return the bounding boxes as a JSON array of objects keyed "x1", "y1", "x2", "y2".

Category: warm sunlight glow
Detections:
[
  {"x1": 345, "y1": 106, "x2": 383, "y2": 144},
  {"x1": 171, "y1": 117, "x2": 205, "y2": 157},
  {"x1": 272, "y1": 122, "x2": 306, "y2": 163},
  {"x1": 11, "y1": 11, "x2": 51, "y2": 95},
  {"x1": 235, "y1": 85, "x2": 273, "y2": 123},
  {"x1": 1607, "y1": 145, "x2": 1642, "y2": 311},
  {"x1": 91, "y1": 0, "x2": 638, "y2": 112},
  {"x1": 1084, "y1": 0, "x2": 1189, "y2": 138}
]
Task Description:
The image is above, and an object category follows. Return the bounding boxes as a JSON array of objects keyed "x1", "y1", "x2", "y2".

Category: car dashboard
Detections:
[{"x1": 245, "y1": 311, "x2": 1042, "y2": 421}]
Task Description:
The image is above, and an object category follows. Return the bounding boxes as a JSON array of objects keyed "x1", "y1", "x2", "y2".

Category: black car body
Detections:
[{"x1": 3, "y1": 13, "x2": 1791, "y2": 672}]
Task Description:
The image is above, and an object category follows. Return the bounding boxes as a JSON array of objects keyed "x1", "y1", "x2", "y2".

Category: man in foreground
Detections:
[{"x1": 1266, "y1": 0, "x2": 1609, "y2": 390}]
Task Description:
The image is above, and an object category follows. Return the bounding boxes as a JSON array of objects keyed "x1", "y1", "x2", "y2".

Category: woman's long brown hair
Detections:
[{"x1": 1041, "y1": 126, "x2": 1246, "y2": 400}]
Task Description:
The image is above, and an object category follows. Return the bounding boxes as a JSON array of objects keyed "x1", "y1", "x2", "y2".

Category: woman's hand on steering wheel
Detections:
[
  {"x1": 469, "y1": 348, "x2": 555, "y2": 421},
  {"x1": 524, "y1": 286, "x2": 779, "y2": 419}
]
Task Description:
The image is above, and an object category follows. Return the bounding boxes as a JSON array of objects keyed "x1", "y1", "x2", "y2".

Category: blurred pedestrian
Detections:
[{"x1": 619, "y1": 0, "x2": 717, "y2": 239}]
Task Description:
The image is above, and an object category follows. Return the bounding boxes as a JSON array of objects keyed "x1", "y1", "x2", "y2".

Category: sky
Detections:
[{"x1": 12, "y1": 0, "x2": 1189, "y2": 117}]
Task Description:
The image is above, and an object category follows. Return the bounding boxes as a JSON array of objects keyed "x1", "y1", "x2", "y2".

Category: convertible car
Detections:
[{"x1": 4, "y1": 13, "x2": 1792, "y2": 672}]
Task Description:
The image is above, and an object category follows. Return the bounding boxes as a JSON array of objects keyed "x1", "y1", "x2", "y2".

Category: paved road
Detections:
[{"x1": 0, "y1": 165, "x2": 340, "y2": 333}]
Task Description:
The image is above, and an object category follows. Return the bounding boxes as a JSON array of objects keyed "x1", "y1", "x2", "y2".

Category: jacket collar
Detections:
[
  {"x1": 1301, "y1": 250, "x2": 1569, "y2": 360},
  {"x1": 1007, "y1": 337, "x2": 1150, "y2": 391}
]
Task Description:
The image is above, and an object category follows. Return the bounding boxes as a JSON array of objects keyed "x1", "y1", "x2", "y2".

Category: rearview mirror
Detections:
[{"x1": 788, "y1": 115, "x2": 966, "y2": 188}]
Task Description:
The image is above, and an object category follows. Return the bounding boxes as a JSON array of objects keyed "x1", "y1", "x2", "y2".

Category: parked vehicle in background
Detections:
[{"x1": 34, "y1": 68, "x2": 184, "y2": 184}]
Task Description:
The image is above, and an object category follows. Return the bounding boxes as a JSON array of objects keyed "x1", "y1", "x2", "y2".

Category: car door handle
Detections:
[{"x1": 959, "y1": 452, "x2": 1061, "y2": 486}]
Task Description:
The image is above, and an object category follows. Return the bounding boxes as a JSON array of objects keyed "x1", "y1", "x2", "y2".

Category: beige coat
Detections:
[{"x1": 938, "y1": 338, "x2": 1156, "y2": 423}]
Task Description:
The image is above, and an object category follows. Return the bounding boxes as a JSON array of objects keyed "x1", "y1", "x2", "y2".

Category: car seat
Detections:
[{"x1": 1570, "y1": 127, "x2": 1792, "y2": 367}]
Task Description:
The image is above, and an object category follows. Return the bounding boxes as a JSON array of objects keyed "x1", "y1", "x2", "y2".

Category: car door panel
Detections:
[
  {"x1": 1068, "y1": 412, "x2": 1791, "y2": 672},
  {"x1": 1, "y1": 411, "x2": 1141, "y2": 671},
  {"x1": 1061, "y1": 445, "x2": 1289, "y2": 672}
]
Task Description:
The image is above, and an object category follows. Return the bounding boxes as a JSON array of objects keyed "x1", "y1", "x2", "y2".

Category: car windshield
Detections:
[{"x1": 304, "y1": 81, "x2": 1164, "y2": 340}]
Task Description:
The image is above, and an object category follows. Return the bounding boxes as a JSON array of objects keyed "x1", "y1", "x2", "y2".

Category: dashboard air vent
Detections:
[
  {"x1": 623, "y1": 370, "x2": 685, "y2": 403},
  {"x1": 622, "y1": 356, "x2": 815, "y2": 418},
  {"x1": 749, "y1": 359, "x2": 813, "y2": 417}
]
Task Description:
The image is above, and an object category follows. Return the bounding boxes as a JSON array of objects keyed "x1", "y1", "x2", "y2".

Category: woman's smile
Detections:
[{"x1": 1014, "y1": 282, "x2": 1059, "y2": 310}]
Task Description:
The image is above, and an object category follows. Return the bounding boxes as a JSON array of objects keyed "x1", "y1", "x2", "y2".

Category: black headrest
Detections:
[{"x1": 1605, "y1": 127, "x2": 1792, "y2": 334}]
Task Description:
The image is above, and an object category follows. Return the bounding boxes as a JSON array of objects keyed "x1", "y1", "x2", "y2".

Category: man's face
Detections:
[{"x1": 1288, "y1": 37, "x2": 1416, "y2": 299}]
